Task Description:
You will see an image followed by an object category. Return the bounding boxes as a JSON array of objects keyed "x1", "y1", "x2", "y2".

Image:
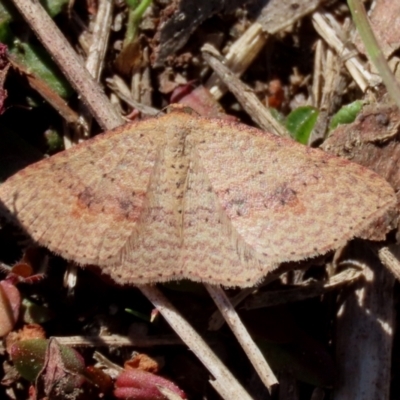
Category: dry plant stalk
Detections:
[
  {"x1": 11, "y1": 0, "x2": 122, "y2": 130},
  {"x1": 205, "y1": 284, "x2": 278, "y2": 392}
]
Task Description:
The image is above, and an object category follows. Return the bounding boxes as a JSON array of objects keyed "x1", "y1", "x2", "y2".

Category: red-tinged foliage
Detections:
[
  {"x1": 171, "y1": 83, "x2": 237, "y2": 120},
  {"x1": 0, "y1": 280, "x2": 20, "y2": 337},
  {"x1": 0, "y1": 42, "x2": 8, "y2": 115},
  {"x1": 114, "y1": 369, "x2": 186, "y2": 400}
]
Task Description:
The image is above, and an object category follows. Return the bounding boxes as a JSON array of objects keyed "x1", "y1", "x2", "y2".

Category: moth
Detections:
[{"x1": 0, "y1": 109, "x2": 397, "y2": 287}]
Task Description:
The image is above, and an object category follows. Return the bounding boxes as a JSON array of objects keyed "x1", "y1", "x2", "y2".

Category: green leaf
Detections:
[
  {"x1": 11, "y1": 339, "x2": 47, "y2": 381},
  {"x1": 125, "y1": 0, "x2": 140, "y2": 7},
  {"x1": 0, "y1": 0, "x2": 71, "y2": 98},
  {"x1": 286, "y1": 106, "x2": 319, "y2": 144},
  {"x1": 40, "y1": 0, "x2": 68, "y2": 17},
  {"x1": 44, "y1": 128, "x2": 64, "y2": 153},
  {"x1": 329, "y1": 100, "x2": 363, "y2": 131},
  {"x1": 125, "y1": 307, "x2": 151, "y2": 322},
  {"x1": 124, "y1": 0, "x2": 152, "y2": 46},
  {"x1": 0, "y1": 1, "x2": 15, "y2": 43},
  {"x1": 0, "y1": 0, "x2": 68, "y2": 43},
  {"x1": 21, "y1": 298, "x2": 53, "y2": 325},
  {"x1": 9, "y1": 41, "x2": 73, "y2": 99},
  {"x1": 269, "y1": 107, "x2": 285, "y2": 124},
  {"x1": 11, "y1": 339, "x2": 85, "y2": 382},
  {"x1": 116, "y1": 0, "x2": 153, "y2": 74}
]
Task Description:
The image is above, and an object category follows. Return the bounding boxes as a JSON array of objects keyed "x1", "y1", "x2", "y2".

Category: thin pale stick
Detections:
[
  {"x1": 139, "y1": 284, "x2": 254, "y2": 400},
  {"x1": 85, "y1": 0, "x2": 113, "y2": 81},
  {"x1": 202, "y1": 45, "x2": 290, "y2": 138},
  {"x1": 157, "y1": 386, "x2": 185, "y2": 400},
  {"x1": 311, "y1": 39, "x2": 323, "y2": 108},
  {"x1": 378, "y1": 245, "x2": 400, "y2": 281},
  {"x1": 54, "y1": 334, "x2": 182, "y2": 347},
  {"x1": 208, "y1": 271, "x2": 284, "y2": 331},
  {"x1": 312, "y1": 11, "x2": 380, "y2": 92},
  {"x1": 208, "y1": 288, "x2": 254, "y2": 331},
  {"x1": 106, "y1": 75, "x2": 160, "y2": 116},
  {"x1": 348, "y1": 0, "x2": 400, "y2": 110},
  {"x1": 205, "y1": 22, "x2": 267, "y2": 100},
  {"x1": 205, "y1": 284, "x2": 278, "y2": 394},
  {"x1": 93, "y1": 351, "x2": 123, "y2": 374},
  {"x1": 8, "y1": 56, "x2": 80, "y2": 125},
  {"x1": 70, "y1": 0, "x2": 115, "y2": 144},
  {"x1": 11, "y1": 0, "x2": 122, "y2": 130}
]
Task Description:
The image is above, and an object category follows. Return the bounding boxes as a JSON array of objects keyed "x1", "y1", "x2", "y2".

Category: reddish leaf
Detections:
[
  {"x1": 0, "y1": 280, "x2": 20, "y2": 336},
  {"x1": 115, "y1": 369, "x2": 186, "y2": 400}
]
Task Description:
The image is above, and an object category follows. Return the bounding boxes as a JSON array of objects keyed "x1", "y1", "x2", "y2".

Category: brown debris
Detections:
[
  {"x1": 152, "y1": 0, "x2": 248, "y2": 67},
  {"x1": 354, "y1": 0, "x2": 400, "y2": 58},
  {"x1": 322, "y1": 103, "x2": 400, "y2": 207}
]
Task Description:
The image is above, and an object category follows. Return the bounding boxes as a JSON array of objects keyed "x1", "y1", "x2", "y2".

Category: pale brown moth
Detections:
[{"x1": 0, "y1": 109, "x2": 397, "y2": 287}]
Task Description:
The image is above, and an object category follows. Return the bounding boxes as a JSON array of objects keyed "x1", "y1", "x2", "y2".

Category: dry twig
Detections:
[
  {"x1": 11, "y1": 0, "x2": 122, "y2": 130},
  {"x1": 139, "y1": 285, "x2": 254, "y2": 400},
  {"x1": 205, "y1": 284, "x2": 278, "y2": 394},
  {"x1": 203, "y1": 44, "x2": 290, "y2": 138}
]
